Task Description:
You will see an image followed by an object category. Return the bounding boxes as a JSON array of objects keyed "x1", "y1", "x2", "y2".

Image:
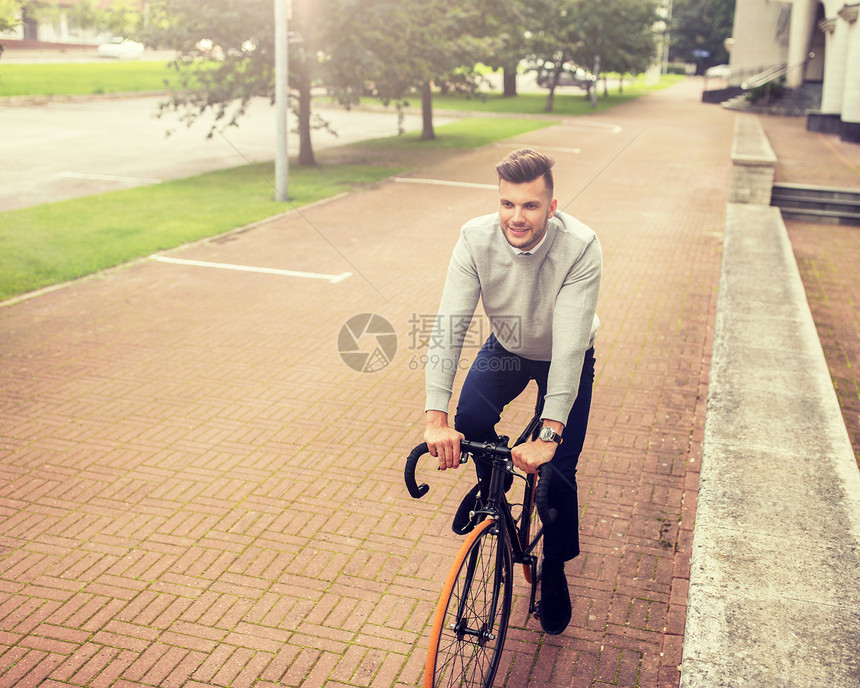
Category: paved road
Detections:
[
  {"x1": 0, "y1": 95, "x2": 456, "y2": 212},
  {"x1": 0, "y1": 78, "x2": 731, "y2": 687}
]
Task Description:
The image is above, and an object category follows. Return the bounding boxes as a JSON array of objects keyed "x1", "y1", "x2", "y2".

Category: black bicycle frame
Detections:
[
  {"x1": 465, "y1": 449, "x2": 541, "y2": 621},
  {"x1": 404, "y1": 395, "x2": 558, "y2": 630}
]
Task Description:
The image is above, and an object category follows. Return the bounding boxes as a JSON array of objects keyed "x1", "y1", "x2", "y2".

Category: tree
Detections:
[
  {"x1": 525, "y1": 0, "x2": 585, "y2": 112},
  {"x1": 524, "y1": 0, "x2": 659, "y2": 112},
  {"x1": 480, "y1": 0, "x2": 531, "y2": 97},
  {"x1": 671, "y1": 0, "x2": 736, "y2": 72},
  {"x1": 66, "y1": 0, "x2": 105, "y2": 35},
  {"x1": 0, "y1": 0, "x2": 22, "y2": 33},
  {"x1": 322, "y1": 1, "x2": 419, "y2": 132},
  {"x1": 575, "y1": 0, "x2": 659, "y2": 103},
  {"x1": 149, "y1": 0, "x2": 339, "y2": 167},
  {"x1": 599, "y1": 0, "x2": 659, "y2": 75},
  {"x1": 103, "y1": 0, "x2": 143, "y2": 38},
  {"x1": 328, "y1": 0, "x2": 503, "y2": 140}
]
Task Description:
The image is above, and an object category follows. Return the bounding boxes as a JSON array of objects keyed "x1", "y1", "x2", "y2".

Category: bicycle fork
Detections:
[{"x1": 452, "y1": 523, "x2": 506, "y2": 645}]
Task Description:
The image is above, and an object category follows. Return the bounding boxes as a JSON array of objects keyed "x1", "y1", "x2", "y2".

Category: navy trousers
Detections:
[{"x1": 454, "y1": 334, "x2": 595, "y2": 562}]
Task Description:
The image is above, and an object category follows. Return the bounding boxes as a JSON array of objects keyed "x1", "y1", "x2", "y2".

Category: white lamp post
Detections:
[{"x1": 274, "y1": 0, "x2": 290, "y2": 201}]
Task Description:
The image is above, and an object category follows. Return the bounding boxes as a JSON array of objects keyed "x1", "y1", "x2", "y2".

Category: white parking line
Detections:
[
  {"x1": 58, "y1": 171, "x2": 163, "y2": 184},
  {"x1": 151, "y1": 256, "x2": 352, "y2": 284},
  {"x1": 393, "y1": 178, "x2": 497, "y2": 190}
]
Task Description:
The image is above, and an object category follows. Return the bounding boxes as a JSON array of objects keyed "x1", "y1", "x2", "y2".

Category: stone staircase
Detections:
[
  {"x1": 771, "y1": 182, "x2": 860, "y2": 225},
  {"x1": 723, "y1": 82, "x2": 823, "y2": 116}
]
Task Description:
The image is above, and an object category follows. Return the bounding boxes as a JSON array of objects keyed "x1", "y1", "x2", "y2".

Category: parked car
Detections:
[
  {"x1": 536, "y1": 64, "x2": 596, "y2": 90},
  {"x1": 705, "y1": 64, "x2": 731, "y2": 78},
  {"x1": 97, "y1": 38, "x2": 145, "y2": 60}
]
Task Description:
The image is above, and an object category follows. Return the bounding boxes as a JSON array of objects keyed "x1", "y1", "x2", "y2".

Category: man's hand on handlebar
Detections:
[
  {"x1": 424, "y1": 410, "x2": 465, "y2": 471},
  {"x1": 511, "y1": 420, "x2": 564, "y2": 474},
  {"x1": 511, "y1": 440, "x2": 555, "y2": 474}
]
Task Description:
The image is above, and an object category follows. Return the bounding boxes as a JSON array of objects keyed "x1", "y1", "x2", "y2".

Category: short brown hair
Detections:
[{"x1": 495, "y1": 148, "x2": 555, "y2": 198}]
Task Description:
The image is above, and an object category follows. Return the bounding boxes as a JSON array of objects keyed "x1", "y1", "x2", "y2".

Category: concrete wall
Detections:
[
  {"x1": 729, "y1": 114, "x2": 777, "y2": 205},
  {"x1": 681, "y1": 113, "x2": 860, "y2": 687},
  {"x1": 731, "y1": 0, "x2": 790, "y2": 71}
]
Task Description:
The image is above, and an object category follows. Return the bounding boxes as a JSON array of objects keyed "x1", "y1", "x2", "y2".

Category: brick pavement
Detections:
[
  {"x1": 0, "y1": 78, "x2": 732, "y2": 687},
  {"x1": 788, "y1": 221, "x2": 860, "y2": 464},
  {"x1": 758, "y1": 115, "x2": 860, "y2": 466}
]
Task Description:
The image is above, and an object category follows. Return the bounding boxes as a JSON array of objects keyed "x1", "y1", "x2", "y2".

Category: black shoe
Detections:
[
  {"x1": 452, "y1": 483, "x2": 483, "y2": 535},
  {"x1": 539, "y1": 560, "x2": 571, "y2": 635}
]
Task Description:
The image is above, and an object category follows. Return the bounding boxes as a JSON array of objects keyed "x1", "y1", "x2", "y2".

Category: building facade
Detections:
[
  {"x1": 729, "y1": 0, "x2": 860, "y2": 142},
  {"x1": 1, "y1": 0, "x2": 123, "y2": 49}
]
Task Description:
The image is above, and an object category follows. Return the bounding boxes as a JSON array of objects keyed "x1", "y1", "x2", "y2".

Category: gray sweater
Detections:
[{"x1": 425, "y1": 210, "x2": 602, "y2": 424}]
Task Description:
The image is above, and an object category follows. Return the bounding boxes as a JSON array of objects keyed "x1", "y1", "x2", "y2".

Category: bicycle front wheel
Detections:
[{"x1": 425, "y1": 518, "x2": 513, "y2": 688}]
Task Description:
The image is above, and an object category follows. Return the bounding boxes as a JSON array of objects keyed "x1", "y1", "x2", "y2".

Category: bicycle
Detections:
[{"x1": 405, "y1": 395, "x2": 557, "y2": 688}]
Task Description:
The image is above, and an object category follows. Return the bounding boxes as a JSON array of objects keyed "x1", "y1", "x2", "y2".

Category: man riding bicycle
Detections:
[{"x1": 422, "y1": 148, "x2": 602, "y2": 636}]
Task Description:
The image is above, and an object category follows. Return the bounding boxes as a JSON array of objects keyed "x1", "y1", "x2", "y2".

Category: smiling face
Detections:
[{"x1": 498, "y1": 177, "x2": 558, "y2": 252}]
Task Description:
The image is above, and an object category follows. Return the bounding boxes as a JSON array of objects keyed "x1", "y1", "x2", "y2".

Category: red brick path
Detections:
[
  {"x1": 759, "y1": 115, "x2": 860, "y2": 466},
  {"x1": 0, "y1": 79, "x2": 732, "y2": 687}
]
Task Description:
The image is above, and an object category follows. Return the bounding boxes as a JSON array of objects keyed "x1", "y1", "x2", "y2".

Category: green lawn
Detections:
[
  {"x1": 0, "y1": 61, "x2": 176, "y2": 97},
  {"x1": 0, "y1": 117, "x2": 554, "y2": 302},
  {"x1": 0, "y1": 59, "x2": 682, "y2": 113},
  {"x1": 434, "y1": 84, "x2": 678, "y2": 117},
  {"x1": 362, "y1": 116, "x2": 557, "y2": 149},
  {"x1": 358, "y1": 74, "x2": 685, "y2": 118},
  {"x1": 0, "y1": 161, "x2": 398, "y2": 301}
]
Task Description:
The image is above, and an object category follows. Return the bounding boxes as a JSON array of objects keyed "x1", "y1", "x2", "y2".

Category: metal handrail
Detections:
[
  {"x1": 741, "y1": 52, "x2": 815, "y2": 90},
  {"x1": 741, "y1": 64, "x2": 786, "y2": 90}
]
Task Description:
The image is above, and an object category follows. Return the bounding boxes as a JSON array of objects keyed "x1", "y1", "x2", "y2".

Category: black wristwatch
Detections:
[{"x1": 538, "y1": 427, "x2": 562, "y2": 444}]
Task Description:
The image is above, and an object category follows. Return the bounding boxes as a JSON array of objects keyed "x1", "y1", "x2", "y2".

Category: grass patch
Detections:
[
  {"x1": 363, "y1": 117, "x2": 557, "y2": 149},
  {"x1": 0, "y1": 161, "x2": 400, "y2": 301},
  {"x1": 0, "y1": 116, "x2": 548, "y2": 301},
  {"x1": 0, "y1": 61, "x2": 176, "y2": 97},
  {"x1": 433, "y1": 88, "x2": 650, "y2": 116},
  {"x1": 359, "y1": 74, "x2": 684, "y2": 118}
]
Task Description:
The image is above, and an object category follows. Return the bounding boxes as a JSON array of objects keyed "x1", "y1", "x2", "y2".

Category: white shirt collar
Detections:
[{"x1": 509, "y1": 226, "x2": 550, "y2": 256}]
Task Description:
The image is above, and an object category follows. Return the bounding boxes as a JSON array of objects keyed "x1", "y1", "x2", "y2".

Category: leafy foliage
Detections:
[
  {"x1": 152, "y1": 0, "x2": 277, "y2": 136},
  {"x1": 147, "y1": 0, "x2": 668, "y2": 158},
  {"x1": 0, "y1": 0, "x2": 22, "y2": 33},
  {"x1": 150, "y1": 0, "x2": 361, "y2": 165},
  {"x1": 671, "y1": 0, "x2": 736, "y2": 70},
  {"x1": 327, "y1": 0, "x2": 505, "y2": 139},
  {"x1": 523, "y1": 0, "x2": 659, "y2": 111},
  {"x1": 10, "y1": 0, "x2": 143, "y2": 38},
  {"x1": 102, "y1": 0, "x2": 143, "y2": 37},
  {"x1": 477, "y1": 0, "x2": 530, "y2": 95}
]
